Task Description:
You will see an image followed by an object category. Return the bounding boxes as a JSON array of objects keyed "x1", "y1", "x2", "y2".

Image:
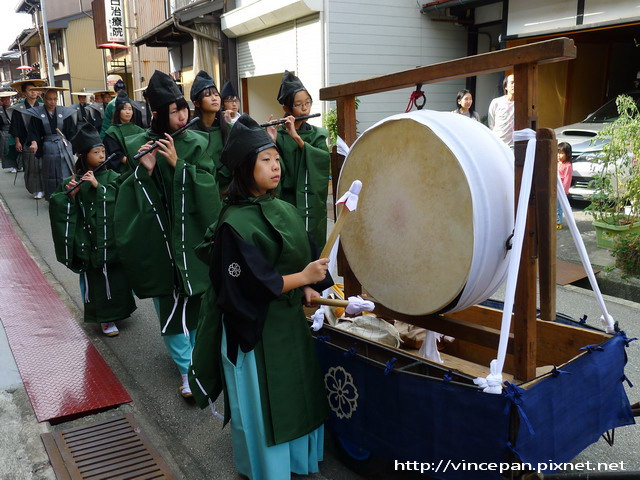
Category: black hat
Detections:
[
  {"x1": 146, "y1": 70, "x2": 183, "y2": 111},
  {"x1": 277, "y1": 70, "x2": 306, "y2": 106},
  {"x1": 190, "y1": 70, "x2": 216, "y2": 102},
  {"x1": 115, "y1": 89, "x2": 132, "y2": 110},
  {"x1": 220, "y1": 80, "x2": 237, "y2": 100},
  {"x1": 114, "y1": 79, "x2": 125, "y2": 92},
  {"x1": 221, "y1": 114, "x2": 276, "y2": 170},
  {"x1": 71, "y1": 123, "x2": 103, "y2": 155}
]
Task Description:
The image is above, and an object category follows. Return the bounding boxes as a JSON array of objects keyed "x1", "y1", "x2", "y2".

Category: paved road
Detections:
[{"x1": 0, "y1": 170, "x2": 638, "y2": 479}]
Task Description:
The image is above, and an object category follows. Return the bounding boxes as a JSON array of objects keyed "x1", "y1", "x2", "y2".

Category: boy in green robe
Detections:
[
  {"x1": 114, "y1": 70, "x2": 222, "y2": 397},
  {"x1": 49, "y1": 123, "x2": 136, "y2": 336},
  {"x1": 190, "y1": 114, "x2": 332, "y2": 479},
  {"x1": 268, "y1": 70, "x2": 330, "y2": 250}
]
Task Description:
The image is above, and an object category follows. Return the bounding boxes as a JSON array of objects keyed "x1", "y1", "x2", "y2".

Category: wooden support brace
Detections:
[
  {"x1": 335, "y1": 96, "x2": 361, "y2": 298},
  {"x1": 535, "y1": 129, "x2": 558, "y2": 321},
  {"x1": 513, "y1": 62, "x2": 538, "y2": 381}
]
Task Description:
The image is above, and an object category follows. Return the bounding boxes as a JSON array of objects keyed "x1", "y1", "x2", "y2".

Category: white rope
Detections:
[
  {"x1": 181, "y1": 296, "x2": 190, "y2": 338},
  {"x1": 192, "y1": 372, "x2": 223, "y2": 421},
  {"x1": 475, "y1": 128, "x2": 537, "y2": 394},
  {"x1": 557, "y1": 178, "x2": 615, "y2": 333},
  {"x1": 161, "y1": 291, "x2": 179, "y2": 334},
  {"x1": 102, "y1": 264, "x2": 112, "y2": 300},
  {"x1": 64, "y1": 201, "x2": 71, "y2": 263},
  {"x1": 83, "y1": 271, "x2": 90, "y2": 303}
]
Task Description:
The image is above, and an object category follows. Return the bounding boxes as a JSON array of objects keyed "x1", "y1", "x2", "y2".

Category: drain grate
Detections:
[{"x1": 41, "y1": 414, "x2": 176, "y2": 479}]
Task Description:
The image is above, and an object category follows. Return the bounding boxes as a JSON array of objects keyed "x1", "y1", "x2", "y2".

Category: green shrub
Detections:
[{"x1": 611, "y1": 231, "x2": 640, "y2": 277}]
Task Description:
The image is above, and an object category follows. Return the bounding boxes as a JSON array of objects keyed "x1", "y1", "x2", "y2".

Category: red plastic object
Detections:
[{"x1": 0, "y1": 204, "x2": 131, "y2": 423}]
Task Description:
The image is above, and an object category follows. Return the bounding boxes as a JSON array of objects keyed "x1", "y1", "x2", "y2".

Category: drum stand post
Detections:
[{"x1": 321, "y1": 38, "x2": 603, "y2": 383}]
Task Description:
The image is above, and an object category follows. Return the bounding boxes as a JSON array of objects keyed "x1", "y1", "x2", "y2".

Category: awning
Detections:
[
  {"x1": 9, "y1": 29, "x2": 38, "y2": 50},
  {"x1": 420, "y1": 0, "x2": 500, "y2": 13},
  {"x1": 132, "y1": 17, "x2": 191, "y2": 48},
  {"x1": 133, "y1": 0, "x2": 223, "y2": 48}
]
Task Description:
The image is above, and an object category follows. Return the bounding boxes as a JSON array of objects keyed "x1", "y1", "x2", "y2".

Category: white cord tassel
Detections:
[
  {"x1": 193, "y1": 373, "x2": 224, "y2": 420},
  {"x1": 161, "y1": 291, "x2": 179, "y2": 334},
  {"x1": 83, "y1": 272, "x2": 90, "y2": 303},
  {"x1": 102, "y1": 264, "x2": 112, "y2": 300},
  {"x1": 181, "y1": 296, "x2": 190, "y2": 338},
  {"x1": 208, "y1": 398, "x2": 224, "y2": 421}
]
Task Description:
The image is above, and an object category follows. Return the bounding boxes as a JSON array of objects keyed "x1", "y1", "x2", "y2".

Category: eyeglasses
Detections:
[{"x1": 293, "y1": 100, "x2": 312, "y2": 109}]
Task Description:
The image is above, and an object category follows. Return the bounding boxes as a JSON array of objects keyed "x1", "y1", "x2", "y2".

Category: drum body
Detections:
[{"x1": 337, "y1": 110, "x2": 514, "y2": 315}]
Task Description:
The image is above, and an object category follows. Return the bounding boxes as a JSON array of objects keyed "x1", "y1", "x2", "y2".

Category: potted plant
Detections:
[{"x1": 585, "y1": 94, "x2": 640, "y2": 248}]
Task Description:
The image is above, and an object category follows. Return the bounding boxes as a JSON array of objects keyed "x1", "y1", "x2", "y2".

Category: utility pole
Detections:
[{"x1": 40, "y1": 0, "x2": 56, "y2": 87}]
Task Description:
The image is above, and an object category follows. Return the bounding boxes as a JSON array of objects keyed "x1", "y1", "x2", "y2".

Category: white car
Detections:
[{"x1": 555, "y1": 91, "x2": 640, "y2": 201}]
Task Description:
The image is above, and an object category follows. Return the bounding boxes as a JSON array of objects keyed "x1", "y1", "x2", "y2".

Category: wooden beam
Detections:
[
  {"x1": 320, "y1": 38, "x2": 575, "y2": 100},
  {"x1": 335, "y1": 96, "x2": 360, "y2": 297},
  {"x1": 374, "y1": 303, "x2": 514, "y2": 354},
  {"x1": 511, "y1": 61, "x2": 539, "y2": 381},
  {"x1": 537, "y1": 321, "x2": 609, "y2": 366},
  {"x1": 535, "y1": 129, "x2": 558, "y2": 321}
]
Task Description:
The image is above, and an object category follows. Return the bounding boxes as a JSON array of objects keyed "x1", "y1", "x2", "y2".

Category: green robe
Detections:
[
  {"x1": 104, "y1": 123, "x2": 145, "y2": 173},
  {"x1": 192, "y1": 125, "x2": 230, "y2": 195},
  {"x1": 114, "y1": 129, "x2": 222, "y2": 334},
  {"x1": 276, "y1": 124, "x2": 330, "y2": 249},
  {"x1": 49, "y1": 170, "x2": 136, "y2": 323},
  {"x1": 190, "y1": 195, "x2": 328, "y2": 446}
]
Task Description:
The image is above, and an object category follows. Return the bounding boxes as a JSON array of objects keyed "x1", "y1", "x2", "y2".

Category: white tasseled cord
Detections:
[
  {"x1": 161, "y1": 291, "x2": 180, "y2": 334},
  {"x1": 557, "y1": 177, "x2": 615, "y2": 332},
  {"x1": 83, "y1": 271, "x2": 90, "y2": 303},
  {"x1": 474, "y1": 129, "x2": 537, "y2": 394}
]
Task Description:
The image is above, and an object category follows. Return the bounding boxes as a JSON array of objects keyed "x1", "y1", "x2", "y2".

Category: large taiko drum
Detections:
[{"x1": 337, "y1": 110, "x2": 514, "y2": 316}]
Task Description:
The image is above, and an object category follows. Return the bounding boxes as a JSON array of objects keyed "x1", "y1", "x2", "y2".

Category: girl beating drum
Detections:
[{"x1": 190, "y1": 114, "x2": 332, "y2": 479}]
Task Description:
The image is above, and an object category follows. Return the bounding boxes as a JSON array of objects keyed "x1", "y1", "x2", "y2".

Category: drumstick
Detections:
[
  {"x1": 310, "y1": 297, "x2": 349, "y2": 308},
  {"x1": 320, "y1": 180, "x2": 363, "y2": 259},
  {"x1": 310, "y1": 296, "x2": 375, "y2": 313}
]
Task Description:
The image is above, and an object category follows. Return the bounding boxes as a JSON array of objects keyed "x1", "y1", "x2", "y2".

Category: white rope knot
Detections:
[
  {"x1": 336, "y1": 180, "x2": 362, "y2": 212},
  {"x1": 474, "y1": 359, "x2": 504, "y2": 394},
  {"x1": 310, "y1": 307, "x2": 324, "y2": 332},
  {"x1": 345, "y1": 296, "x2": 375, "y2": 315},
  {"x1": 336, "y1": 136, "x2": 350, "y2": 157},
  {"x1": 601, "y1": 314, "x2": 615, "y2": 334}
]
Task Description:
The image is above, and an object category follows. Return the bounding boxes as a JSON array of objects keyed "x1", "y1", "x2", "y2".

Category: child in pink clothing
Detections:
[{"x1": 557, "y1": 142, "x2": 573, "y2": 229}]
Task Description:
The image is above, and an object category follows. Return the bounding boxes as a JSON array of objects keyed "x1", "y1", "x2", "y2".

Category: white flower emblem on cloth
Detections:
[
  {"x1": 324, "y1": 366, "x2": 359, "y2": 419},
  {"x1": 228, "y1": 262, "x2": 241, "y2": 277}
]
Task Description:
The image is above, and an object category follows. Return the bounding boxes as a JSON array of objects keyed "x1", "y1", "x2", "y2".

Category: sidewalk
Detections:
[{"x1": 557, "y1": 204, "x2": 640, "y2": 303}]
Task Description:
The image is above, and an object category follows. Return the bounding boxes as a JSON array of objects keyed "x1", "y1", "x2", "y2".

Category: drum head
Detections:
[{"x1": 338, "y1": 117, "x2": 474, "y2": 315}]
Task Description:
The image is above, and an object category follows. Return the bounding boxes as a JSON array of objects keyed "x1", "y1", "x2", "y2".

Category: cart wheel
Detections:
[{"x1": 333, "y1": 435, "x2": 389, "y2": 476}]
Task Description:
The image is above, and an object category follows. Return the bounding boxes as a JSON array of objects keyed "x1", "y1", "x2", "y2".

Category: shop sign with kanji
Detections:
[{"x1": 105, "y1": 0, "x2": 125, "y2": 43}]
